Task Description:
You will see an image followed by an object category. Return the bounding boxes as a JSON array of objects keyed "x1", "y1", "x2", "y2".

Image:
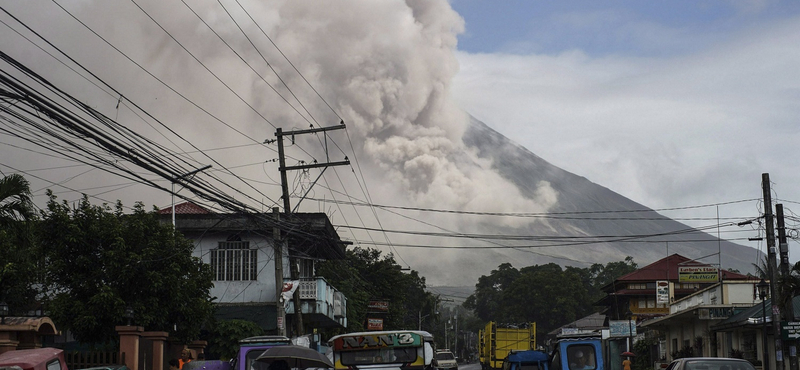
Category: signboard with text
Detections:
[
  {"x1": 678, "y1": 266, "x2": 719, "y2": 283},
  {"x1": 368, "y1": 300, "x2": 389, "y2": 312},
  {"x1": 367, "y1": 318, "x2": 384, "y2": 330},
  {"x1": 656, "y1": 280, "x2": 670, "y2": 304},
  {"x1": 782, "y1": 321, "x2": 800, "y2": 340},
  {"x1": 609, "y1": 320, "x2": 637, "y2": 337}
]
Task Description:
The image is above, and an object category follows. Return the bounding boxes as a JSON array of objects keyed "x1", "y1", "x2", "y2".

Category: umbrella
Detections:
[
  {"x1": 621, "y1": 352, "x2": 635, "y2": 357},
  {"x1": 255, "y1": 345, "x2": 334, "y2": 369}
]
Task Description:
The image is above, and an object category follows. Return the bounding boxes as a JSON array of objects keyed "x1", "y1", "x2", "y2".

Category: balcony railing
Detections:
[{"x1": 285, "y1": 277, "x2": 347, "y2": 328}]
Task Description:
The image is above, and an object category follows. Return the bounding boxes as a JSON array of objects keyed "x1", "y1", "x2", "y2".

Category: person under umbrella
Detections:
[{"x1": 621, "y1": 352, "x2": 634, "y2": 370}]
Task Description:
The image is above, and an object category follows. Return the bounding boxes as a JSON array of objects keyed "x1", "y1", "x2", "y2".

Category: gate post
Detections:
[
  {"x1": 143, "y1": 332, "x2": 169, "y2": 370},
  {"x1": 117, "y1": 326, "x2": 143, "y2": 370},
  {"x1": 188, "y1": 340, "x2": 207, "y2": 360}
]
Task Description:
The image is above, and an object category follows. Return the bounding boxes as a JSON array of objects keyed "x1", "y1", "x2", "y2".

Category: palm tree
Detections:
[
  {"x1": 778, "y1": 261, "x2": 800, "y2": 310},
  {"x1": 752, "y1": 257, "x2": 769, "y2": 279},
  {"x1": 0, "y1": 173, "x2": 35, "y2": 226},
  {"x1": 0, "y1": 173, "x2": 37, "y2": 311}
]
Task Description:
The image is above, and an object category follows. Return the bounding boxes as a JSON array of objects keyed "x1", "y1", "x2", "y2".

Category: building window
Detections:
[
  {"x1": 298, "y1": 258, "x2": 314, "y2": 278},
  {"x1": 628, "y1": 283, "x2": 646, "y2": 290},
  {"x1": 211, "y1": 240, "x2": 257, "y2": 281}
]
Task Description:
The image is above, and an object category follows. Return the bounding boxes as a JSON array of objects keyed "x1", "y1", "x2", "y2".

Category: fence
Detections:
[{"x1": 65, "y1": 351, "x2": 123, "y2": 370}]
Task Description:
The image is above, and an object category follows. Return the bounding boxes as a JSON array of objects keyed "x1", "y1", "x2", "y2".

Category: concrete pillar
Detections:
[
  {"x1": 143, "y1": 332, "x2": 169, "y2": 370},
  {"x1": 117, "y1": 325, "x2": 144, "y2": 370},
  {"x1": 0, "y1": 330, "x2": 20, "y2": 355},
  {"x1": 187, "y1": 340, "x2": 207, "y2": 361}
]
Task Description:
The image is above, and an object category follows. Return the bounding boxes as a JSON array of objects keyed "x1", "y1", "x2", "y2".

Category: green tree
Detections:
[
  {"x1": 0, "y1": 174, "x2": 40, "y2": 312},
  {"x1": 38, "y1": 192, "x2": 214, "y2": 344},
  {"x1": 318, "y1": 246, "x2": 437, "y2": 333},
  {"x1": 463, "y1": 263, "x2": 520, "y2": 321},
  {"x1": 206, "y1": 319, "x2": 264, "y2": 360},
  {"x1": 465, "y1": 258, "x2": 639, "y2": 341}
]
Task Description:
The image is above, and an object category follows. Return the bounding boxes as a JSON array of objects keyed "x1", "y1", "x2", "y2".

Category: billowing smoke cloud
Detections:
[
  {"x1": 0, "y1": 0, "x2": 559, "y2": 286},
  {"x1": 256, "y1": 1, "x2": 558, "y2": 217}
]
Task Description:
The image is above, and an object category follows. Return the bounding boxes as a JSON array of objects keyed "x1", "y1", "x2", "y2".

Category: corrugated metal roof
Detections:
[{"x1": 158, "y1": 201, "x2": 211, "y2": 215}]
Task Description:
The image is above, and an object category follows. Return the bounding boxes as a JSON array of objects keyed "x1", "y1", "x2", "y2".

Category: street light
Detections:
[
  {"x1": 124, "y1": 305, "x2": 134, "y2": 326},
  {"x1": 758, "y1": 279, "x2": 770, "y2": 370}
]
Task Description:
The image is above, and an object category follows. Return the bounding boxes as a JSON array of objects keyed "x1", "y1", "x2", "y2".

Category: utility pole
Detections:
[
  {"x1": 273, "y1": 207, "x2": 286, "y2": 337},
  {"x1": 777, "y1": 204, "x2": 796, "y2": 370},
  {"x1": 763, "y1": 173, "x2": 784, "y2": 370},
  {"x1": 454, "y1": 315, "x2": 458, "y2": 360},
  {"x1": 275, "y1": 124, "x2": 349, "y2": 337}
]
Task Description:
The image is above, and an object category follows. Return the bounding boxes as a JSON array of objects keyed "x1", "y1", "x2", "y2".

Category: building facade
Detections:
[{"x1": 160, "y1": 202, "x2": 348, "y2": 336}]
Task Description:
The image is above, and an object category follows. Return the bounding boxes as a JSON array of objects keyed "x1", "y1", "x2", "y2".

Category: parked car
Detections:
[
  {"x1": 0, "y1": 348, "x2": 69, "y2": 370},
  {"x1": 76, "y1": 366, "x2": 129, "y2": 370},
  {"x1": 665, "y1": 357, "x2": 756, "y2": 370},
  {"x1": 434, "y1": 350, "x2": 458, "y2": 370}
]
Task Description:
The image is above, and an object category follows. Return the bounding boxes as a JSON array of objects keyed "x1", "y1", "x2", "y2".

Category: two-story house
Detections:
[
  {"x1": 596, "y1": 254, "x2": 752, "y2": 322},
  {"x1": 160, "y1": 202, "x2": 348, "y2": 337}
]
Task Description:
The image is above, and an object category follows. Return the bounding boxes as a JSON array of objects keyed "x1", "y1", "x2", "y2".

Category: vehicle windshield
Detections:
[
  {"x1": 340, "y1": 348, "x2": 418, "y2": 365},
  {"x1": 682, "y1": 359, "x2": 756, "y2": 370},
  {"x1": 566, "y1": 344, "x2": 596, "y2": 370},
  {"x1": 245, "y1": 349, "x2": 271, "y2": 370},
  {"x1": 436, "y1": 353, "x2": 455, "y2": 361}
]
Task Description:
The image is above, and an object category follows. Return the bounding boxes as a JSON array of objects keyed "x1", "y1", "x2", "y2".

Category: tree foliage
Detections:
[
  {"x1": 317, "y1": 246, "x2": 438, "y2": 334},
  {"x1": 465, "y1": 258, "x2": 638, "y2": 341},
  {"x1": 206, "y1": 319, "x2": 264, "y2": 360},
  {"x1": 38, "y1": 192, "x2": 214, "y2": 344},
  {"x1": 0, "y1": 174, "x2": 40, "y2": 312}
]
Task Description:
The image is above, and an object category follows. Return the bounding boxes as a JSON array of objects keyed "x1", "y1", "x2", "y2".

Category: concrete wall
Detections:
[{"x1": 185, "y1": 230, "x2": 289, "y2": 304}]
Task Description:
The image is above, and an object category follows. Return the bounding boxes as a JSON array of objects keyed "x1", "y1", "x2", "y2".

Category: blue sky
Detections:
[{"x1": 451, "y1": 0, "x2": 800, "y2": 56}]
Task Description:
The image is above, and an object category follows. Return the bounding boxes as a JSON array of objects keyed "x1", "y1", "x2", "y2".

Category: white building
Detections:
[
  {"x1": 160, "y1": 202, "x2": 348, "y2": 336},
  {"x1": 640, "y1": 280, "x2": 767, "y2": 367}
]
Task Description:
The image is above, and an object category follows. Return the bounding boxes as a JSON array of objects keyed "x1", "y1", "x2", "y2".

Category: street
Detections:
[{"x1": 459, "y1": 362, "x2": 482, "y2": 370}]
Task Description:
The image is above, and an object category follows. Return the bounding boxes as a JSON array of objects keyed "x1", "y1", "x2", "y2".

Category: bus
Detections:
[{"x1": 329, "y1": 330, "x2": 436, "y2": 370}]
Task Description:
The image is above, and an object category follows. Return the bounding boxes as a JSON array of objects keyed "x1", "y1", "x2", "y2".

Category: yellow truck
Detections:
[{"x1": 479, "y1": 322, "x2": 536, "y2": 370}]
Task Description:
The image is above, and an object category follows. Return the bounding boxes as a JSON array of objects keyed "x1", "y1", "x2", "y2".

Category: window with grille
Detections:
[
  {"x1": 210, "y1": 240, "x2": 257, "y2": 281},
  {"x1": 298, "y1": 258, "x2": 315, "y2": 278}
]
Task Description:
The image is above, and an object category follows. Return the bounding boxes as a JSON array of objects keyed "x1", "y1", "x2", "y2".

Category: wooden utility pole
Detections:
[
  {"x1": 763, "y1": 173, "x2": 784, "y2": 370},
  {"x1": 275, "y1": 124, "x2": 349, "y2": 337}
]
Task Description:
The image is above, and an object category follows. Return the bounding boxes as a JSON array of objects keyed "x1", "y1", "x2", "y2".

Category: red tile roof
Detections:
[{"x1": 158, "y1": 201, "x2": 211, "y2": 215}]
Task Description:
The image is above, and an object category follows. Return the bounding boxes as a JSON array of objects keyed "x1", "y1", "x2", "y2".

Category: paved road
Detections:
[{"x1": 459, "y1": 362, "x2": 482, "y2": 370}]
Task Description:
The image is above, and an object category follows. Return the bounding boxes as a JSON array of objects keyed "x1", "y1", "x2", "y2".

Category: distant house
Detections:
[
  {"x1": 159, "y1": 202, "x2": 349, "y2": 336},
  {"x1": 596, "y1": 254, "x2": 753, "y2": 322},
  {"x1": 591, "y1": 253, "x2": 755, "y2": 368}
]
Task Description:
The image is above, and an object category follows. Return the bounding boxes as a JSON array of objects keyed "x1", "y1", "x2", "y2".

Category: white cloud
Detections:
[{"x1": 452, "y1": 15, "x2": 800, "y2": 253}]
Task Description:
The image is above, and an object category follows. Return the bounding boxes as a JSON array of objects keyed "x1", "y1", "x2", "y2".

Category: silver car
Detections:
[
  {"x1": 665, "y1": 358, "x2": 756, "y2": 370},
  {"x1": 434, "y1": 350, "x2": 458, "y2": 370}
]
